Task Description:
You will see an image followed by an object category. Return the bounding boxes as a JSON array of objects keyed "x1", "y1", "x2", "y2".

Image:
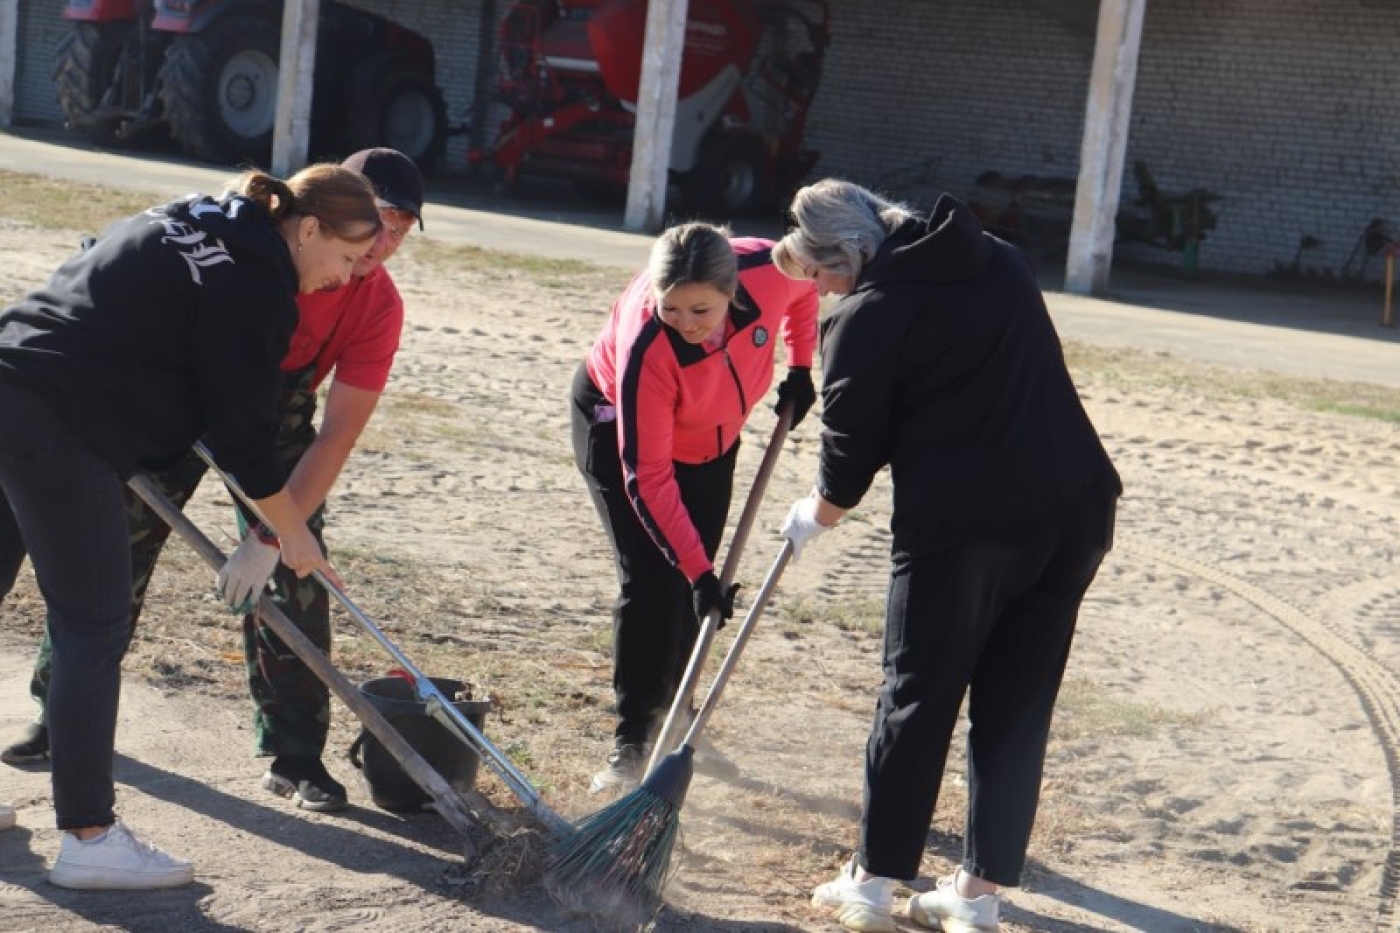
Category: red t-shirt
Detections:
[{"x1": 283, "y1": 265, "x2": 403, "y2": 391}]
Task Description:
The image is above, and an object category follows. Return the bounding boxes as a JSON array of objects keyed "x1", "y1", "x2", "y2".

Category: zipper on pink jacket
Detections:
[{"x1": 715, "y1": 347, "x2": 748, "y2": 457}]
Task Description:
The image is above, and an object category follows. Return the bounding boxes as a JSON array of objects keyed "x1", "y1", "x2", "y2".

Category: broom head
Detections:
[{"x1": 543, "y1": 746, "x2": 696, "y2": 924}]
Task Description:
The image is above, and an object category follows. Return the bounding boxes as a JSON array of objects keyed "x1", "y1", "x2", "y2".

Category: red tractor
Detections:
[
  {"x1": 475, "y1": 0, "x2": 830, "y2": 216},
  {"x1": 53, "y1": 0, "x2": 448, "y2": 167}
]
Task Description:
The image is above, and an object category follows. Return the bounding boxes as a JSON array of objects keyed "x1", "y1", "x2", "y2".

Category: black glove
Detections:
[
  {"x1": 692, "y1": 570, "x2": 739, "y2": 629},
  {"x1": 774, "y1": 366, "x2": 816, "y2": 429}
]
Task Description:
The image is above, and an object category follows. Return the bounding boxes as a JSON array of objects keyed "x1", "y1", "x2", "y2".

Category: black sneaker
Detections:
[
  {"x1": 261, "y1": 754, "x2": 348, "y2": 812},
  {"x1": 1, "y1": 723, "x2": 49, "y2": 766},
  {"x1": 588, "y1": 742, "x2": 649, "y2": 795}
]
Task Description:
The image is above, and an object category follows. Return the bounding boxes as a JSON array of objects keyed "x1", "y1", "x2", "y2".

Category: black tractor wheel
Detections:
[
  {"x1": 339, "y1": 56, "x2": 448, "y2": 169},
  {"x1": 680, "y1": 135, "x2": 771, "y2": 218},
  {"x1": 52, "y1": 22, "x2": 129, "y2": 146},
  {"x1": 159, "y1": 13, "x2": 279, "y2": 164}
]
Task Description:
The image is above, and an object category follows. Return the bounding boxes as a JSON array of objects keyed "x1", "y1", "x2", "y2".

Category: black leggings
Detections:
[{"x1": 570, "y1": 363, "x2": 736, "y2": 746}]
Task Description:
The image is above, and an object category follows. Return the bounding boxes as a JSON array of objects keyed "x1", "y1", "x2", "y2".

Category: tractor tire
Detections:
[
  {"x1": 159, "y1": 13, "x2": 279, "y2": 164},
  {"x1": 339, "y1": 56, "x2": 448, "y2": 169},
  {"x1": 52, "y1": 22, "x2": 128, "y2": 147},
  {"x1": 681, "y1": 135, "x2": 770, "y2": 218}
]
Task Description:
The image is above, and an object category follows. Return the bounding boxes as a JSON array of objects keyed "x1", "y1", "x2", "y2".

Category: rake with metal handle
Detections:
[
  {"x1": 128, "y1": 472, "x2": 493, "y2": 850},
  {"x1": 191, "y1": 442, "x2": 571, "y2": 839},
  {"x1": 645, "y1": 406, "x2": 792, "y2": 779}
]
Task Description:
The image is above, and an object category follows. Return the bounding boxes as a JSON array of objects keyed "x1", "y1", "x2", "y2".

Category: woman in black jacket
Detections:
[
  {"x1": 774, "y1": 179, "x2": 1121, "y2": 933},
  {"x1": 0, "y1": 164, "x2": 380, "y2": 890}
]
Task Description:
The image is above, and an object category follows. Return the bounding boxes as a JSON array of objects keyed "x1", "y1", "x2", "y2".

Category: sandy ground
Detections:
[{"x1": 0, "y1": 216, "x2": 1397, "y2": 933}]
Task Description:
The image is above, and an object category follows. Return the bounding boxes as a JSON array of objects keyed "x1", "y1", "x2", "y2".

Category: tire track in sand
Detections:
[{"x1": 1123, "y1": 540, "x2": 1400, "y2": 930}]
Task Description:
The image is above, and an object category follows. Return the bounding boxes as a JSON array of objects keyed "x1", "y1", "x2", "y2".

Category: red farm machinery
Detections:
[
  {"x1": 54, "y1": 0, "x2": 448, "y2": 167},
  {"x1": 474, "y1": 0, "x2": 830, "y2": 216}
]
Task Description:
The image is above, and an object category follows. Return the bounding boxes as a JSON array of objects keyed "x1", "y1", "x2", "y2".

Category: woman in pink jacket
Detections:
[{"x1": 571, "y1": 222, "x2": 819, "y2": 792}]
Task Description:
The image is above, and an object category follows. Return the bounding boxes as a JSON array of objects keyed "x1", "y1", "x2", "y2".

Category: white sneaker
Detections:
[
  {"x1": 0, "y1": 802, "x2": 14, "y2": 831},
  {"x1": 588, "y1": 743, "x2": 648, "y2": 795},
  {"x1": 49, "y1": 822, "x2": 194, "y2": 890},
  {"x1": 811, "y1": 856, "x2": 897, "y2": 933},
  {"x1": 907, "y1": 874, "x2": 1002, "y2": 932}
]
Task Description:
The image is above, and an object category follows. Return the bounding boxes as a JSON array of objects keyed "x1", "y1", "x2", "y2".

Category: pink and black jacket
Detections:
[{"x1": 585, "y1": 238, "x2": 819, "y2": 581}]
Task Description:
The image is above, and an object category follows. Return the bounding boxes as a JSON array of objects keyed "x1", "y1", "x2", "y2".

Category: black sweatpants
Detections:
[
  {"x1": 570, "y1": 363, "x2": 736, "y2": 747},
  {"x1": 858, "y1": 494, "x2": 1116, "y2": 885}
]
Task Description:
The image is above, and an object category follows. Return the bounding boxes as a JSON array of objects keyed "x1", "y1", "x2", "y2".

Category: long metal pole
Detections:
[
  {"x1": 646, "y1": 408, "x2": 792, "y2": 777},
  {"x1": 192, "y1": 443, "x2": 570, "y2": 838},
  {"x1": 128, "y1": 473, "x2": 486, "y2": 848}
]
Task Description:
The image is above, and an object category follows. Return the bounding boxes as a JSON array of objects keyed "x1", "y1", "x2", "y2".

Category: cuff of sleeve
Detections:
[
  {"x1": 817, "y1": 482, "x2": 862, "y2": 512},
  {"x1": 679, "y1": 552, "x2": 712, "y2": 585}
]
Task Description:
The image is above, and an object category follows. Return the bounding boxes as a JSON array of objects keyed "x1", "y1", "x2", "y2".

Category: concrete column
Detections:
[
  {"x1": 1064, "y1": 0, "x2": 1147, "y2": 295},
  {"x1": 624, "y1": 0, "x2": 687, "y2": 233},
  {"x1": 0, "y1": 0, "x2": 18, "y2": 127},
  {"x1": 272, "y1": 0, "x2": 319, "y2": 176}
]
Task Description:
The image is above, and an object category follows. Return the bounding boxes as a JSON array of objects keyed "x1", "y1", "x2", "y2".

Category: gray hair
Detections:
[
  {"x1": 773, "y1": 179, "x2": 915, "y2": 282},
  {"x1": 648, "y1": 222, "x2": 737, "y2": 301}
]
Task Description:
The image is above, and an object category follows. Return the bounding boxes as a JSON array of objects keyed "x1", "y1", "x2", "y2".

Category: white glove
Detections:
[
  {"x1": 782, "y1": 496, "x2": 831, "y2": 561},
  {"x1": 216, "y1": 533, "x2": 281, "y2": 614}
]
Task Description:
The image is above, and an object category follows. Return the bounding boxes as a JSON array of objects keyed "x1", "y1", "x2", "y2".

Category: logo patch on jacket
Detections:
[{"x1": 753, "y1": 326, "x2": 769, "y2": 348}]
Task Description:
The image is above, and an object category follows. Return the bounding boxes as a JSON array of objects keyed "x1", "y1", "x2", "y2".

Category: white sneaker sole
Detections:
[
  {"x1": 587, "y1": 770, "x2": 639, "y2": 795},
  {"x1": 50, "y1": 862, "x2": 194, "y2": 890},
  {"x1": 812, "y1": 893, "x2": 896, "y2": 933},
  {"x1": 907, "y1": 898, "x2": 1000, "y2": 933}
]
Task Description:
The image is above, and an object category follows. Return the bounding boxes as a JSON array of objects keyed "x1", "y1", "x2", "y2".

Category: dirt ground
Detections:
[{"x1": 0, "y1": 211, "x2": 1397, "y2": 933}]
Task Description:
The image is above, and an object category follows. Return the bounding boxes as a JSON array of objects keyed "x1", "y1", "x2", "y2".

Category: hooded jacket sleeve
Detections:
[
  {"x1": 612, "y1": 298, "x2": 713, "y2": 583},
  {"x1": 194, "y1": 268, "x2": 297, "y2": 499},
  {"x1": 816, "y1": 295, "x2": 906, "y2": 509}
]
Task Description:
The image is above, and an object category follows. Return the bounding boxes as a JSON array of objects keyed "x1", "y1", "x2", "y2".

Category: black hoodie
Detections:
[
  {"x1": 0, "y1": 194, "x2": 297, "y2": 498},
  {"x1": 816, "y1": 194, "x2": 1121, "y2": 552}
]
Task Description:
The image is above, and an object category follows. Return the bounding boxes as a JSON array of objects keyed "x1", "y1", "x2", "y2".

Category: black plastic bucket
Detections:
[{"x1": 350, "y1": 675, "x2": 492, "y2": 812}]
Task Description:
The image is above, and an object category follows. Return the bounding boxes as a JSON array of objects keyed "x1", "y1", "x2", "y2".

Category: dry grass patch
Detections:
[
  {"x1": 1065, "y1": 339, "x2": 1400, "y2": 422},
  {"x1": 0, "y1": 169, "x2": 158, "y2": 232}
]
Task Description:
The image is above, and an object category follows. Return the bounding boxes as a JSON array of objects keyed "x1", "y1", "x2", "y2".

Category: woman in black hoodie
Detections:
[
  {"x1": 0, "y1": 164, "x2": 380, "y2": 890},
  {"x1": 773, "y1": 179, "x2": 1121, "y2": 933}
]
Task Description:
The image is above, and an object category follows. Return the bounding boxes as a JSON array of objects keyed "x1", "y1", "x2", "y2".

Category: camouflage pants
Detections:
[{"x1": 29, "y1": 365, "x2": 333, "y2": 758}]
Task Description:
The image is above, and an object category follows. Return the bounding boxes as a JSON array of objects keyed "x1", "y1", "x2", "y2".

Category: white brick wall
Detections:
[
  {"x1": 806, "y1": 0, "x2": 1094, "y2": 199},
  {"x1": 1124, "y1": 0, "x2": 1400, "y2": 278},
  {"x1": 802, "y1": 0, "x2": 1400, "y2": 279},
  {"x1": 12, "y1": 0, "x2": 1400, "y2": 279}
]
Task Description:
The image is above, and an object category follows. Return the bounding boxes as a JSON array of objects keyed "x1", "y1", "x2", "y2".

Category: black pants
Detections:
[
  {"x1": 23, "y1": 365, "x2": 331, "y2": 757},
  {"x1": 858, "y1": 495, "x2": 1116, "y2": 885},
  {"x1": 0, "y1": 380, "x2": 130, "y2": 830},
  {"x1": 570, "y1": 363, "x2": 736, "y2": 746}
]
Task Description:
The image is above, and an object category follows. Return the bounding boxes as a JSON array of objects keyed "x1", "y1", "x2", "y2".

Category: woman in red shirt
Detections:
[{"x1": 571, "y1": 222, "x2": 819, "y2": 792}]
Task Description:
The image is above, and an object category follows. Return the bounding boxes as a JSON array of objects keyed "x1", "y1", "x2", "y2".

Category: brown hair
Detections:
[
  {"x1": 648, "y1": 222, "x2": 737, "y2": 300},
  {"x1": 230, "y1": 164, "x2": 381, "y2": 244}
]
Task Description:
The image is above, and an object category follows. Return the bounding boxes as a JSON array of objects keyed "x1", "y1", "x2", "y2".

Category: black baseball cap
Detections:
[{"x1": 342, "y1": 148, "x2": 425, "y2": 230}]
